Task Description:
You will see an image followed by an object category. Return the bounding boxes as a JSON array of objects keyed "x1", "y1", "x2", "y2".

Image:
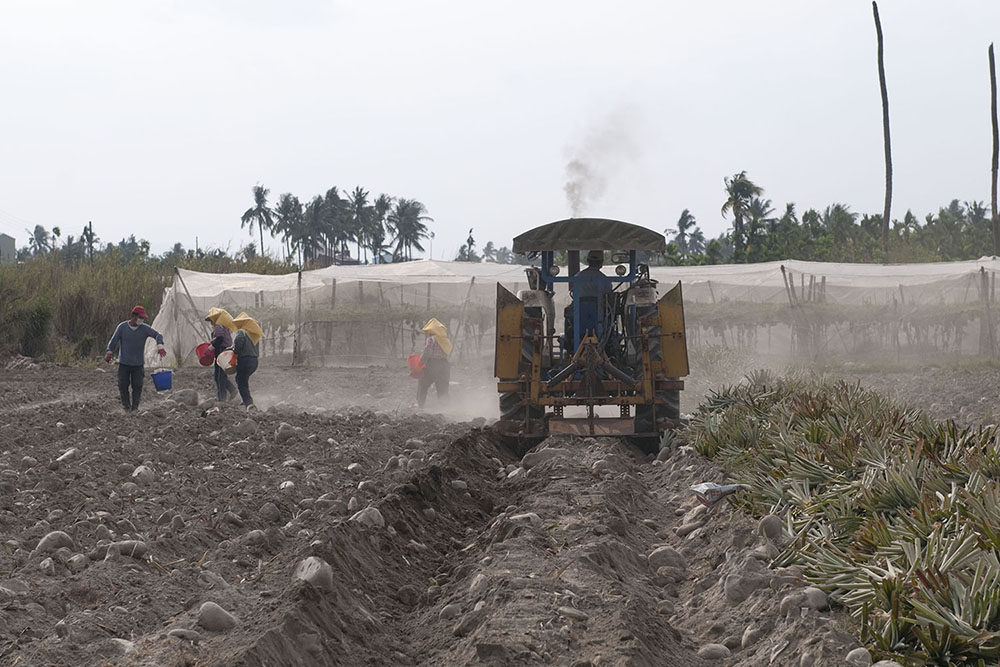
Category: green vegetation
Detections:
[
  {"x1": 0, "y1": 243, "x2": 288, "y2": 360},
  {"x1": 690, "y1": 372, "x2": 1000, "y2": 664}
]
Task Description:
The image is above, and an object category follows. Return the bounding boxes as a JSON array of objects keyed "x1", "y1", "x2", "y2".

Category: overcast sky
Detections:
[{"x1": 1, "y1": 1, "x2": 998, "y2": 260}]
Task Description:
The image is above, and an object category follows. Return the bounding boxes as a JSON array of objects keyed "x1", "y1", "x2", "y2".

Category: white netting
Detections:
[{"x1": 147, "y1": 257, "x2": 1000, "y2": 366}]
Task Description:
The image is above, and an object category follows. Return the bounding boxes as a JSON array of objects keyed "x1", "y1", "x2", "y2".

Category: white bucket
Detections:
[{"x1": 216, "y1": 350, "x2": 238, "y2": 375}]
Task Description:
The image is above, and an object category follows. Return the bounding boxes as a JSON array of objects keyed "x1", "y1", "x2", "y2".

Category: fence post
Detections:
[{"x1": 294, "y1": 270, "x2": 302, "y2": 365}]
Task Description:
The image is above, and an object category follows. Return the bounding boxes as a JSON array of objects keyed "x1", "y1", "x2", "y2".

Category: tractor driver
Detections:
[{"x1": 565, "y1": 250, "x2": 608, "y2": 348}]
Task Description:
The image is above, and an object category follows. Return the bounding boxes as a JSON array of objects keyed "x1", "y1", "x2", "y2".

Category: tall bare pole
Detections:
[
  {"x1": 990, "y1": 43, "x2": 999, "y2": 256},
  {"x1": 873, "y1": 2, "x2": 892, "y2": 259}
]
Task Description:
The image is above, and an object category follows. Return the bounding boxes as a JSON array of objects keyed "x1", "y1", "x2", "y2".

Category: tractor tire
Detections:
[
  {"x1": 632, "y1": 387, "x2": 681, "y2": 455},
  {"x1": 498, "y1": 391, "x2": 545, "y2": 457}
]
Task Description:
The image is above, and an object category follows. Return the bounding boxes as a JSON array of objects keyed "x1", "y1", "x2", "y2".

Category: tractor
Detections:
[{"x1": 494, "y1": 218, "x2": 689, "y2": 453}]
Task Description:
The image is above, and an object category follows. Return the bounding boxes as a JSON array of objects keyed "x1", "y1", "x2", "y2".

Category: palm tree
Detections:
[
  {"x1": 346, "y1": 187, "x2": 371, "y2": 263},
  {"x1": 721, "y1": 171, "x2": 762, "y2": 262},
  {"x1": 26, "y1": 225, "x2": 51, "y2": 255},
  {"x1": 81, "y1": 221, "x2": 99, "y2": 264},
  {"x1": 666, "y1": 209, "x2": 698, "y2": 257},
  {"x1": 389, "y1": 199, "x2": 432, "y2": 261},
  {"x1": 369, "y1": 194, "x2": 393, "y2": 263},
  {"x1": 241, "y1": 185, "x2": 274, "y2": 257},
  {"x1": 273, "y1": 193, "x2": 303, "y2": 263},
  {"x1": 322, "y1": 188, "x2": 347, "y2": 261},
  {"x1": 300, "y1": 197, "x2": 326, "y2": 265}
]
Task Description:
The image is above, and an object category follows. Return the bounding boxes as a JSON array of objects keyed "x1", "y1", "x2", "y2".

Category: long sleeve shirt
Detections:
[
  {"x1": 233, "y1": 329, "x2": 259, "y2": 358},
  {"x1": 211, "y1": 324, "x2": 233, "y2": 354},
  {"x1": 107, "y1": 322, "x2": 164, "y2": 366}
]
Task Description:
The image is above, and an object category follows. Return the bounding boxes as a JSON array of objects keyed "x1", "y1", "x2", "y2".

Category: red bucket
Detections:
[
  {"x1": 195, "y1": 342, "x2": 215, "y2": 367},
  {"x1": 407, "y1": 354, "x2": 425, "y2": 379}
]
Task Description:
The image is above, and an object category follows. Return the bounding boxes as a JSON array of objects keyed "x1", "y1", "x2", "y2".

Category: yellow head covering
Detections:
[
  {"x1": 205, "y1": 307, "x2": 237, "y2": 332},
  {"x1": 422, "y1": 318, "x2": 452, "y2": 357},
  {"x1": 232, "y1": 312, "x2": 264, "y2": 345}
]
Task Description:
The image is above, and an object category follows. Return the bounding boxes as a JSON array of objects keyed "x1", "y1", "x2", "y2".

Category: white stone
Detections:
[
  {"x1": 279, "y1": 480, "x2": 295, "y2": 491},
  {"x1": 451, "y1": 480, "x2": 468, "y2": 491},
  {"x1": 56, "y1": 448, "x2": 81, "y2": 462},
  {"x1": 131, "y1": 465, "x2": 155, "y2": 484},
  {"x1": 350, "y1": 507, "x2": 385, "y2": 529},
  {"x1": 347, "y1": 462, "x2": 362, "y2": 474},
  {"x1": 509, "y1": 512, "x2": 540, "y2": 524},
  {"x1": 294, "y1": 556, "x2": 334, "y2": 591}
]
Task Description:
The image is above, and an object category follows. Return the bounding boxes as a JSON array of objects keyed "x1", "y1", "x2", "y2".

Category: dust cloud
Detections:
[{"x1": 563, "y1": 106, "x2": 641, "y2": 217}]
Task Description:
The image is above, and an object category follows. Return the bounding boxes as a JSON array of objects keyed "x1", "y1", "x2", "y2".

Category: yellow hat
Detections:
[
  {"x1": 205, "y1": 307, "x2": 237, "y2": 332},
  {"x1": 422, "y1": 318, "x2": 452, "y2": 357},
  {"x1": 232, "y1": 312, "x2": 264, "y2": 345}
]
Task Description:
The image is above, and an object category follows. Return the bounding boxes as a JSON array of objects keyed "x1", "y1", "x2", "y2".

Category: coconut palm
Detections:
[
  {"x1": 241, "y1": 185, "x2": 274, "y2": 257},
  {"x1": 666, "y1": 209, "x2": 700, "y2": 257},
  {"x1": 26, "y1": 225, "x2": 52, "y2": 255},
  {"x1": 81, "y1": 221, "x2": 99, "y2": 264},
  {"x1": 369, "y1": 194, "x2": 393, "y2": 263},
  {"x1": 321, "y1": 188, "x2": 348, "y2": 261},
  {"x1": 345, "y1": 187, "x2": 371, "y2": 263},
  {"x1": 389, "y1": 199, "x2": 432, "y2": 261},
  {"x1": 721, "y1": 172, "x2": 763, "y2": 261},
  {"x1": 273, "y1": 193, "x2": 303, "y2": 263}
]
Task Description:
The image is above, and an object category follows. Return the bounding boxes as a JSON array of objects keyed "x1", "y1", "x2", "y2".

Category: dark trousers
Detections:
[
  {"x1": 213, "y1": 364, "x2": 237, "y2": 402},
  {"x1": 117, "y1": 364, "x2": 144, "y2": 411},
  {"x1": 236, "y1": 356, "x2": 258, "y2": 406},
  {"x1": 417, "y1": 358, "x2": 450, "y2": 407}
]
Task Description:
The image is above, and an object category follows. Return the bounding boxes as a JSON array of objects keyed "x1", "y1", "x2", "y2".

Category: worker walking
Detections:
[
  {"x1": 417, "y1": 318, "x2": 452, "y2": 408},
  {"x1": 205, "y1": 307, "x2": 238, "y2": 402},
  {"x1": 232, "y1": 312, "x2": 263, "y2": 409},
  {"x1": 105, "y1": 305, "x2": 166, "y2": 412}
]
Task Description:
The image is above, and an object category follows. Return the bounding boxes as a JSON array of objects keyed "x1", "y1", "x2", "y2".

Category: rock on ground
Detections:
[
  {"x1": 294, "y1": 556, "x2": 334, "y2": 590},
  {"x1": 197, "y1": 601, "x2": 239, "y2": 631}
]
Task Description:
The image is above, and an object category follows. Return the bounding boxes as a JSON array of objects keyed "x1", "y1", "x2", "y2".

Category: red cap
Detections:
[{"x1": 131, "y1": 305, "x2": 148, "y2": 318}]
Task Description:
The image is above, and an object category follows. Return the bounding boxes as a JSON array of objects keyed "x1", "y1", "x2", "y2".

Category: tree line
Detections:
[
  {"x1": 240, "y1": 185, "x2": 432, "y2": 265},
  {"x1": 13, "y1": 172, "x2": 999, "y2": 269}
]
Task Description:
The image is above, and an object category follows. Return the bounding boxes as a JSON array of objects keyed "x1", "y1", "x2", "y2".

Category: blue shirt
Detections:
[{"x1": 107, "y1": 322, "x2": 164, "y2": 366}]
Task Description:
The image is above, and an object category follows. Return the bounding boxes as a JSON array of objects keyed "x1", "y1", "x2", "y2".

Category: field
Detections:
[{"x1": 0, "y1": 358, "x2": 996, "y2": 666}]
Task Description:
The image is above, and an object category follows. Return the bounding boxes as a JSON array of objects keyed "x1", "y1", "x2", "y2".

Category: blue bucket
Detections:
[{"x1": 151, "y1": 369, "x2": 172, "y2": 391}]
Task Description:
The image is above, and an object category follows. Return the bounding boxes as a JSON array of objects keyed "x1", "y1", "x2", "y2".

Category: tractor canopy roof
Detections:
[{"x1": 512, "y1": 218, "x2": 666, "y2": 253}]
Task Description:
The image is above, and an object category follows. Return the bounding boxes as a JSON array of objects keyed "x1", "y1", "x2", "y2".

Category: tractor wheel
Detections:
[
  {"x1": 632, "y1": 387, "x2": 681, "y2": 455},
  {"x1": 498, "y1": 391, "x2": 545, "y2": 457}
]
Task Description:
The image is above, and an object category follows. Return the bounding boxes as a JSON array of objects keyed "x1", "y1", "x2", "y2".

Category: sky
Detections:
[{"x1": 1, "y1": 1, "x2": 998, "y2": 261}]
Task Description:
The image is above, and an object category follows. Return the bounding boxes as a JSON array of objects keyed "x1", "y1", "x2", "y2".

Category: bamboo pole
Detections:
[{"x1": 294, "y1": 270, "x2": 302, "y2": 365}]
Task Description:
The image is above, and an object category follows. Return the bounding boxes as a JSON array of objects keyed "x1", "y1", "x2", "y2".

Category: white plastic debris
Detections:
[{"x1": 690, "y1": 482, "x2": 751, "y2": 506}]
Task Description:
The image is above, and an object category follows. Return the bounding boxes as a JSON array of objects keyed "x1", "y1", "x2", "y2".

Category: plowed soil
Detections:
[{"x1": 3, "y1": 358, "x2": 979, "y2": 666}]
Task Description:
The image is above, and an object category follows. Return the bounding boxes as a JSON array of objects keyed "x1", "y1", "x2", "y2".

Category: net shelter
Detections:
[{"x1": 148, "y1": 256, "x2": 1000, "y2": 366}]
